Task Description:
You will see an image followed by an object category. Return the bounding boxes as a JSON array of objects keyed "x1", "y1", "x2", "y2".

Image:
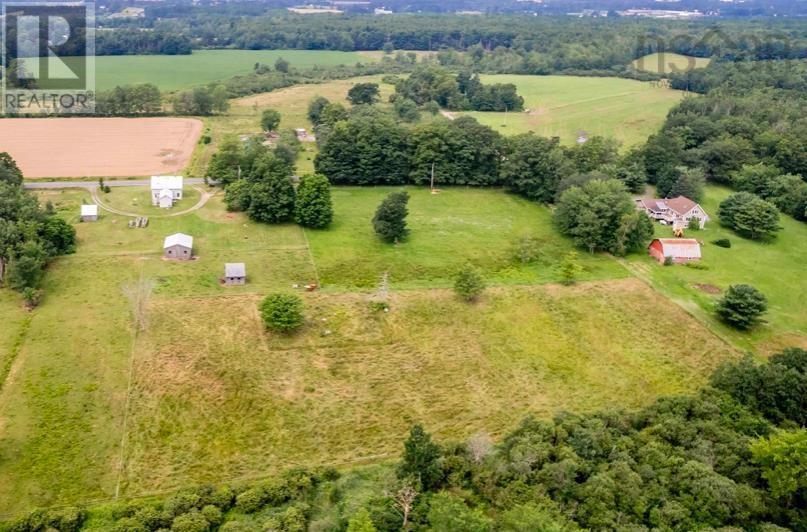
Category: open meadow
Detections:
[
  {"x1": 456, "y1": 75, "x2": 685, "y2": 147},
  {"x1": 0, "y1": 185, "x2": 741, "y2": 514}
]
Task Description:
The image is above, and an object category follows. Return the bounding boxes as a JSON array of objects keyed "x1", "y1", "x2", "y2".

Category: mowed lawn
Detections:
[
  {"x1": 632, "y1": 53, "x2": 712, "y2": 75},
  {"x1": 307, "y1": 187, "x2": 626, "y2": 288},
  {"x1": 457, "y1": 75, "x2": 685, "y2": 147},
  {"x1": 626, "y1": 186, "x2": 807, "y2": 354},
  {"x1": 120, "y1": 278, "x2": 737, "y2": 495}
]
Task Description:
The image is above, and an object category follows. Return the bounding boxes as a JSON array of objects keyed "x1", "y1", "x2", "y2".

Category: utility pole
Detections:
[{"x1": 430, "y1": 161, "x2": 435, "y2": 192}]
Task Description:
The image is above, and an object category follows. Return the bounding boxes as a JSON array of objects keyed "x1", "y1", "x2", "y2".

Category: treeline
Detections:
[
  {"x1": 645, "y1": 60, "x2": 807, "y2": 222},
  {"x1": 0, "y1": 154, "x2": 76, "y2": 307},
  {"x1": 10, "y1": 348, "x2": 805, "y2": 531},
  {"x1": 95, "y1": 28, "x2": 192, "y2": 55},
  {"x1": 162, "y1": 14, "x2": 807, "y2": 63}
]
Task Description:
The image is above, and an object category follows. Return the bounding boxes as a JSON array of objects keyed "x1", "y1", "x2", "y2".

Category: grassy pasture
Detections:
[
  {"x1": 632, "y1": 52, "x2": 712, "y2": 75},
  {"x1": 456, "y1": 75, "x2": 685, "y2": 148},
  {"x1": 120, "y1": 278, "x2": 736, "y2": 495},
  {"x1": 626, "y1": 186, "x2": 807, "y2": 354},
  {"x1": 307, "y1": 187, "x2": 626, "y2": 288}
]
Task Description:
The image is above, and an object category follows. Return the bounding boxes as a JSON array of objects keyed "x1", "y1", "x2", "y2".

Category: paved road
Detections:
[{"x1": 24, "y1": 178, "x2": 207, "y2": 189}]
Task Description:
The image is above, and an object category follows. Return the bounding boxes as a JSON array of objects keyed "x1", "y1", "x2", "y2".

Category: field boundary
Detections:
[{"x1": 0, "y1": 313, "x2": 32, "y2": 394}]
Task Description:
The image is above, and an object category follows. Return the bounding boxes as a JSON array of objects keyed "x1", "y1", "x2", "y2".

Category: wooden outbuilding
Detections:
[
  {"x1": 224, "y1": 263, "x2": 246, "y2": 285},
  {"x1": 80, "y1": 204, "x2": 98, "y2": 222},
  {"x1": 163, "y1": 233, "x2": 193, "y2": 260},
  {"x1": 648, "y1": 238, "x2": 701, "y2": 264}
]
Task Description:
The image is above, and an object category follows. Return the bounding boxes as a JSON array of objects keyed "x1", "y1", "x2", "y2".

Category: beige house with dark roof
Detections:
[{"x1": 635, "y1": 196, "x2": 709, "y2": 229}]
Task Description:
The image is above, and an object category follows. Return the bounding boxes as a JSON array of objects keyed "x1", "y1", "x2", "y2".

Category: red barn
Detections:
[{"x1": 648, "y1": 238, "x2": 701, "y2": 264}]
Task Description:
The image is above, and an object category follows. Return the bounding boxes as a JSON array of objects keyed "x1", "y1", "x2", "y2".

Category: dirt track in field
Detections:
[{"x1": 0, "y1": 117, "x2": 202, "y2": 178}]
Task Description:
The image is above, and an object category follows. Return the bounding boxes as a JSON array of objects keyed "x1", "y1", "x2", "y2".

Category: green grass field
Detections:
[
  {"x1": 28, "y1": 50, "x2": 381, "y2": 92},
  {"x1": 626, "y1": 186, "x2": 807, "y2": 354},
  {"x1": 0, "y1": 185, "x2": 742, "y2": 514},
  {"x1": 632, "y1": 53, "x2": 712, "y2": 75},
  {"x1": 456, "y1": 75, "x2": 685, "y2": 147}
]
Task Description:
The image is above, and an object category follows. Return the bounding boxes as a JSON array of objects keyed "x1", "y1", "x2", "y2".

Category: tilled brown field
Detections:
[{"x1": 0, "y1": 117, "x2": 202, "y2": 178}]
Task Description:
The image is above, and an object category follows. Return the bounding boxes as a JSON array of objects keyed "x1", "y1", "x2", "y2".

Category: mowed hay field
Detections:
[
  {"x1": 626, "y1": 186, "x2": 807, "y2": 354},
  {"x1": 632, "y1": 52, "x2": 712, "y2": 75},
  {"x1": 457, "y1": 75, "x2": 685, "y2": 147},
  {"x1": 0, "y1": 118, "x2": 202, "y2": 178},
  {"x1": 120, "y1": 279, "x2": 736, "y2": 494},
  {"x1": 0, "y1": 185, "x2": 737, "y2": 512}
]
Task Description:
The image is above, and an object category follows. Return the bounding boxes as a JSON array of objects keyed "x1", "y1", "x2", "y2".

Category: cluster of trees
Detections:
[
  {"x1": 172, "y1": 85, "x2": 230, "y2": 116},
  {"x1": 95, "y1": 84, "x2": 162, "y2": 115},
  {"x1": 718, "y1": 192, "x2": 781, "y2": 240},
  {"x1": 0, "y1": 153, "x2": 76, "y2": 306},
  {"x1": 210, "y1": 133, "x2": 333, "y2": 229},
  {"x1": 20, "y1": 348, "x2": 804, "y2": 531},
  {"x1": 393, "y1": 66, "x2": 523, "y2": 112},
  {"x1": 643, "y1": 61, "x2": 807, "y2": 224}
]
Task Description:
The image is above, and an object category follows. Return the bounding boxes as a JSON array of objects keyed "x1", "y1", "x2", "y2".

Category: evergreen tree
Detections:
[
  {"x1": 372, "y1": 191, "x2": 410, "y2": 243},
  {"x1": 398, "y1": 424, "x2": 443, "y2": 490},
  {"x1": 716, "y1": 284, "x2": 768, "y2": 329},
  {"x1": 260, "y1": 293, "x2": 304, "y2": 333},
  {"x1": 453, "y1": 264, "x2": 485, "y2": 301},
  {"x1": 294, "y1": 174, "x2": 333, "y2": 228}
]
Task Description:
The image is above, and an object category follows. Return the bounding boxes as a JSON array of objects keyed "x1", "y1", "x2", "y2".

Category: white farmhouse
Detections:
[
  {"x1": 635, "y1": 196, "x2": 709, "y2": 230},
  {"x1": 151, "y1": 175, "x2": 183, "y2": 208}
]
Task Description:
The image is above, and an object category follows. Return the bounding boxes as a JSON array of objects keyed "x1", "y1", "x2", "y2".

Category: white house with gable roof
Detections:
[{"x1": 151, "y1": 175, "x2": 183, "y2": 208}]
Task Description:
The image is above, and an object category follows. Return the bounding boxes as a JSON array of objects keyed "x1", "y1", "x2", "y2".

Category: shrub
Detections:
[
  {"x1": 112, "y1": 517, "x2": 147, "y2": 532},
  {"x1": 170, "y1": 510, "x2": 209, "y2": 532},
  {"x1": 716, "y1": 284, "x2": 768, "y2": 330},
  {"x1": 234, "y1": 487, "x2": 265, "y2": 513},
  {"x1": 201, "y1": 505, "x2": 223, "y2": 527},
  {"x1": 713, "y1": 238, "x2": 732, "y2": 248},
  {"x1": 558, "y1": 251, "x2": 583, "y2": 285},
  {"x1": 260, "y1": 293, "x2": 304, "y2": 333},
  {"x1": 453, "y1": 264, "x2": 486, "y2": 301}
]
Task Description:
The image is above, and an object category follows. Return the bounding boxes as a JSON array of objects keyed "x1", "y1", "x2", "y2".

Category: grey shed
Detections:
[
  {"x1": 163, "y1": 233, "x2": 193, "y2": 260},
  {"x1": 224, "y1": 262, "x2": 246, "y2": 285}
]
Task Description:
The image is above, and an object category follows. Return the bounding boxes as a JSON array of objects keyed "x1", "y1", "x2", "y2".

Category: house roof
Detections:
[
  {"x1": 225, "y1": 263, "x2": 246, "y2": 277},
  {"x1": 652, "y1": 238, "x2": 701, "y2": 259},
  {"x1": 664, "y1": 196, "x2": 698, "y2": 215},
  {"x1": 164, "y1": 233, "x2": 193, "y2": 249},
  {"x1": 151, "y1": 175, "x2": 183, "y2": 191},
  {"x1": 158, "y1": 188, "x2": 174, "y2": 199},
  {"x1": 81, "y1": 204, "x2": 98, "y2": 216}
]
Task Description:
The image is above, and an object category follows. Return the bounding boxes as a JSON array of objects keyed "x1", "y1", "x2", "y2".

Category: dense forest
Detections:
[
  {"x1": 94, "y1": 14, "x2": 807, "y2": 68},
  {"x1": 651, "y1": 59, "x2": 807, "y2": 221},
  {"x1": 8, "y1": 349, "x2": 806, "y2": 530}
]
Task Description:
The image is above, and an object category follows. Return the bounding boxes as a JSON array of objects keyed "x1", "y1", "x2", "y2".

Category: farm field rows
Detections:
[
  {"x1": 457, "y1": 75, "x2": 685, "y2": 147},
  {"x1": 0, "y1": 118, "x2": 202, "y2": 179},
  {"x1": 0, "y1": 185, "x2": 740, "y2": 513}
]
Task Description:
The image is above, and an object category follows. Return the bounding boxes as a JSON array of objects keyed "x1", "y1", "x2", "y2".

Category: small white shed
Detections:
[{"x1": 80, "y1": 204, "x2": 98, "y2": 222}]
